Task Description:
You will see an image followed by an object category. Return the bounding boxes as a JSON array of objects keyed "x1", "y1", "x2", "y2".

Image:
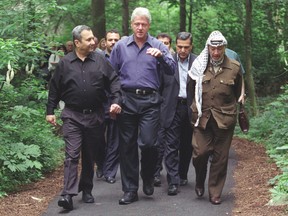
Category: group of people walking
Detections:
[{"x1": 46, "y1": 6, "x2": 245, "y2": 211}]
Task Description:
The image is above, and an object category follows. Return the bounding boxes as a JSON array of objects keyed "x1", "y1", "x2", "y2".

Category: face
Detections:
[
  {"x1": 74, "y1": 30, "x2": 95, "y2": 55},
  {"x1": 66, "y1": 42, "x2": 74, "y2": 52},
  {"x1": 176, "y1": 38, "x2": 192, "y2": 61},
  {"x1": 106, "y1": 32, "x2": 120, "y2": 54},
  {"x1": 131, "y1": 16, "x2": 150, "y2": 40},
  {"x1": 92, "y1": 37, "x2": 98, "y2": 51},
  {"x1": 158, "y1": 37, "x2": 171, "y2": 49},
  {"x1": 208, "y1": 45, "x2": 225, "y2": 62}
]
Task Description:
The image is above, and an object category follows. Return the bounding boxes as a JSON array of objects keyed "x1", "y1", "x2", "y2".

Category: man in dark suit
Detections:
[{"x1": 160, "y1": 32, "x2": 197, "y2": 195}]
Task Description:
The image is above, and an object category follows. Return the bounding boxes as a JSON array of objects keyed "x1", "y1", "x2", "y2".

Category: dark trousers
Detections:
[
  {"x1": 118, "y1": 91, "x2": 160, "y2": 192},
  {"x1": 192, "y1": 116, "x2": 235, "y2": 198},
  {"x1": 154, "y1": 127, "x2": 165, "y2": 177},
  {"x1": 60, "y1": 108, "x2": 104, "y2": 196},
  {"x1": 164, "y1": 102, "x2": 193, "y2": 185},
  {"x1": 103, "y1": 119, "x2": 119, "y2": 178}
]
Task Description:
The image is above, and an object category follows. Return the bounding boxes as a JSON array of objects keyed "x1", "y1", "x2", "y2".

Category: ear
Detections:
[{"x1": 74, "y1": 39, "x2": 80, "y2": 48}]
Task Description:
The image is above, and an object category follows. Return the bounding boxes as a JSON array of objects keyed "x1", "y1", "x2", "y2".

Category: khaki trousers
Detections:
[{"x1": 192, "y1": 116, "x2": 235, "y2": 198}]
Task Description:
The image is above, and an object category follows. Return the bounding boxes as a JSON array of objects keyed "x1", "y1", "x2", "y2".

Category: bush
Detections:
[
  {"x1": 0, "y1": 77, "x2": 64, "y2": 197},
  {"x1": 236, "y1": 84, "x2": 288, "y2": 205}
]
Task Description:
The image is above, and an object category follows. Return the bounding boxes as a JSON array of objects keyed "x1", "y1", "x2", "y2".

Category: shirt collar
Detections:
[
  {"x1": 177, "y1": 54, "x2": 190, "y2": 63},
  {"x1": 127, "y1": 33, "x2": 152, "y2": 46},
  {"x1": 68, "y1": 51, "x2": 95, "y2": 62}
]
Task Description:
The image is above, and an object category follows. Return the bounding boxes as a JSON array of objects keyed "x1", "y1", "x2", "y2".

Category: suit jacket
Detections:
[{"x1": 160, "y1": 53, "x2": 197, "y2": 128}]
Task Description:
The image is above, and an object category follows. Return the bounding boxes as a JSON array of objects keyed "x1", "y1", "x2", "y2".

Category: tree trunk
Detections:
[
  {"x1": 180, "y1": 0, "x2": 186, "y2": 32},
  {"x1": 91, "y1": 0, "x2": 106, "y2": 39},
  {"x1": 122, "y1": 0, "x2": 129, "y2": 36},
  {"x1": 244, "y1": 0, "x2": 258, "y2": 116},
  {"x1": 188, "y1": 0, "x2": 193, "y2": 33}
]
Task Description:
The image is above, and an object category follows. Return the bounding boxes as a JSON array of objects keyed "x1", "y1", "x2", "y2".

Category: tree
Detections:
[
  {"x1": 91, "y1": 0, "x2": 106, "y2": 39},
  {"x1": 122, "y1": 0, "x2": 129, "y2": 36},
  {"x1": 244, "y1": 0, "x2": 258, "y2": 116},
  {"x1": 179, "y1": 0, "x2": 186, "y2": 31}
]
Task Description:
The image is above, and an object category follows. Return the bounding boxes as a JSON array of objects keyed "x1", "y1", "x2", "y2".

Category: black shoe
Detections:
[
  {"x1": 180, "y1": 178, "x2": 188, "y2": 186},
  {"x1": 82, "y1": 191, "x2": 95, "y2": 203},
  {"x1": 119, "y1": 192, "x2": 138, "y2": 205},
  {"x1": 58, "y1": 194, "x2": 73, "y2": 210},
  {"x1": 105, "y1": 176, "x2": 116, "y2": 184},
  {"x1": 195, "y1": 186, "x2": 204, "y2": 197},
  {"x1": 143, "y1": 179, "x2": 154, "y2": 196},
  {"x1": 167, "y1": 184, "x2": 178, "y2": 196},
  {"x1": 210, "y1": 196, "x2": 221, "y2": 205},
  {"x1": 96, "y1": 167, "x2": 103, "y2": 178},
  {"x1": 153, "y1": 176, "x2": 161, "y2": 187}
]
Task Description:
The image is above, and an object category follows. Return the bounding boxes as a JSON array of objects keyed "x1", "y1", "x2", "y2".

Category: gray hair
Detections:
[
  {"x1": 131, "y1": 7, "x2": 152, "y2": 24},
  {"x1": 72, "y1": 25, "x2": 92, "y2": 44}
]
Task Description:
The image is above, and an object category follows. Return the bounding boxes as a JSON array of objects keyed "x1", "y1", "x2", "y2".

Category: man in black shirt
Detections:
[{"x1": 46, "y1": 25, "x2": 121, "y2": 211}]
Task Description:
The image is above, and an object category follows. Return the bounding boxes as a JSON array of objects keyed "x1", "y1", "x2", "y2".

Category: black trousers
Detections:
[
  {"x1": 154, "y1": 127, "x2": 165, "y2": 177},
  {"x1": 118, "y1": 91, "x2": 161, "y2": 192},
  {"x1": 103, "y1": 119, "x2": 119, "y2": 178},
  {"x1": 60, "y1": 107, "x2": 104, "y2": 196},
  {"x1": 164, "y1": 102, "x2": 193, "y2": 185}
]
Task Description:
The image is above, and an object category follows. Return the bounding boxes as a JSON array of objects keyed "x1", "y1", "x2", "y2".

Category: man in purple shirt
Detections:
[{"x1": 109, "y1": 7, "x2": 176, "y2": 205}]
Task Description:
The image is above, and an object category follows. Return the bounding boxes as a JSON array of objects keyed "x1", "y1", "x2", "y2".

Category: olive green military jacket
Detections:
[{"x1": 190, "y1": 56, "x2": 242, "y2": 129}]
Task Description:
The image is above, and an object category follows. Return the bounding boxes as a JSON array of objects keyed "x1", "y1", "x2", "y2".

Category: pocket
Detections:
[
  {"x1": 202, "y1": 76, "x2": 212, "y2": 93},
  {"x1": 220, "y1": 103, "x2": 237, "y2": 115},
  {"x1": 220, "y1": 79, "x2": 235, "y2": 86}
]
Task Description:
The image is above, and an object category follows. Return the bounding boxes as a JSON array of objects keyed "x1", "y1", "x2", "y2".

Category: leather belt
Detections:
[
  {"x1": 66, "y1": 105, "x2": 97, "y2": 114},
  {"x1": 178, "y1": 97, "x2": 187, "y2": 105},
  {"x1": 123, "y1": 88, "x2": 157, "y2": 95}
]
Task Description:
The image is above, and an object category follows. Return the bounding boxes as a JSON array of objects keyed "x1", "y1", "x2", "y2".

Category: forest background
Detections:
[{"x1": 0, "y1": 0, "x2": 287, "y2": 207}]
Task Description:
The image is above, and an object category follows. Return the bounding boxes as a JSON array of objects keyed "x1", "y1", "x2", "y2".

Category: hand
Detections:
[
  {"x1": 238, "y1": 93, "x2": 246, "y2": 104},
  {"x1": 146, "y1": 48, "x2": 163, "y2": 58},
  {"x1": 110, "y1": 104, "x2": 121, "y2": 114},
  {"x1": 46, "y1": 115, "x2": 57, "y2": 126},
  {"x1": 109, "y1": 104, "x2": 121, "y2": 120}
]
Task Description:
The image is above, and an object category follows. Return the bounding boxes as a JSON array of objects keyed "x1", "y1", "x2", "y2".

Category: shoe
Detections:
[
  {"x1": 119, "y1": 192, "x2": 138, "y2": 205},
  {"x1": 105, "y1": 176, "x2": 116, "y2": 184},
  {"x1": 82, "y1": 191, "x2": 95, "y2": 203},
  {"x1": 143, "y1": 179, "x2": 154, "y2": 196},
  {"x1": 58, "y1": 194, "x2": 73, "y2": 210},
  {"x1": 167, "y1": 184, "x2": 178, "y2": 196},
  {"x1": 210, "y1": 196, "x2": 221, "y2": 205},
  {"x1": 153, "y1": 176, "x2": 161, "y2": 187},
  {"x1": 195, "y1": 186, "x2": 204, "y2": 197},
  {"x1": 180, "y1": 179, "x2": 188, "y2": 186},
  {"x1": 96, "y1": 167, "x2": 103, "y2": 178}
]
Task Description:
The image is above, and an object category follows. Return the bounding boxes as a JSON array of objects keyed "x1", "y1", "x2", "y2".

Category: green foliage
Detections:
[
  {"x1": 0, "y1": 77, "x2": 64, "y2": 196},
  {"x1": 236, "y1": 84, "x2": 288, "y2": 205}
]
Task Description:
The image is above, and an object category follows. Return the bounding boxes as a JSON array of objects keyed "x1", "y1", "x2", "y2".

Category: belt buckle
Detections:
[
  {"x1": 136, "y1": 89, "x2": 142, "y2": 95},
  {"x1": 83, "y1": 109, "x2": 92, "y2": 114}
]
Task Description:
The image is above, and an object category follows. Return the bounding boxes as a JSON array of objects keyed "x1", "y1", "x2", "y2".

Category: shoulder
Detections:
[
  {"x1": 224, "y1": 56, "x2": 241, "y2": 75},
  {"x1": 190, "y1": 53, "x2": 198, "y2": 61},
  {"x1": 229, "y1": 58, "x2": 240, "y2": 67}
]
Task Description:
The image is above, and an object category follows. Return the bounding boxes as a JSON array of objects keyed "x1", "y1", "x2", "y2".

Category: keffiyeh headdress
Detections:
[{"x1": 188, "y1": 31, "x2": 227, "y2": 126}]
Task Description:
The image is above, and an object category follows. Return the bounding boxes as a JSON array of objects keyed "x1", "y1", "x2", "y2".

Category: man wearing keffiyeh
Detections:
[{"x1": 188, "y1": 30, "x2": 243, "y2": 205}]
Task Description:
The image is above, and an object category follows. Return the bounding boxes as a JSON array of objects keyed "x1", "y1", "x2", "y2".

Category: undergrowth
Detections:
[
  {"x1": 235, "y1": 84, "x2": 288, "y2": 206},
  {"x1": 0, "y1": 76, "x2": 64, "y2": 197}
]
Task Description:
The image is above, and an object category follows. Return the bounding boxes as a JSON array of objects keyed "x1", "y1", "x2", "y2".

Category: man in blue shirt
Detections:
[{"x1": 110, "y1": 7, "x2": 176, "y2": 205}]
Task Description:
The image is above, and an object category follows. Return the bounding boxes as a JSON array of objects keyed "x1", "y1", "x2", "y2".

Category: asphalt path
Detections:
[{"x1": 43, "y1": 148, "x2": 237, "y2": 216}]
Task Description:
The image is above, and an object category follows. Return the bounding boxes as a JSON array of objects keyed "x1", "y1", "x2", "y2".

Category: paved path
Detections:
[{"x1": 43, "y1": 148, "x2": 237, "y2": 216}]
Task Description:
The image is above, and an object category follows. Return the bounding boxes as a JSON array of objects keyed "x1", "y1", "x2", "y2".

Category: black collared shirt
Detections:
[{"x1": 46, "y1": 51, "x2": 121, "y2": 115}]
